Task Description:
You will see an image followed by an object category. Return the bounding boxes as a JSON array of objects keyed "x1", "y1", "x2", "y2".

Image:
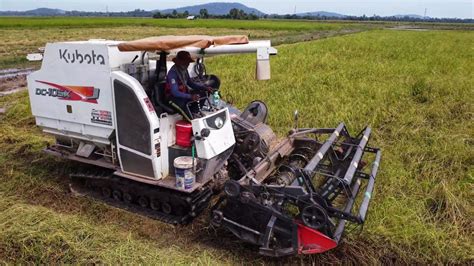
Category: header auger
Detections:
[{"x1": 27, "y1": 35, "x2": 380, "y2": 257}]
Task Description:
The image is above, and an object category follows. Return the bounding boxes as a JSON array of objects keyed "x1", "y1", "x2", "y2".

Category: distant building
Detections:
[{"x1": 186, "y1": 16, "x2": 196, "y2": 20}]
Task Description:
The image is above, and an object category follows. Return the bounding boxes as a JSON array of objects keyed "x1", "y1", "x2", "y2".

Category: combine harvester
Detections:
[{"x1": 27, "y1": 35, "x2": 381, "y2": 257}]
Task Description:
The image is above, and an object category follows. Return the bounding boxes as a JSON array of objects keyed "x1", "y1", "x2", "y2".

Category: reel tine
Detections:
[
  {"x1": 333, "y1": 174, "x2": 363, "y2": 242},
  {"x1": 304, "y1": 123, "x2": 345, "y2": 173},
  {"x1": 342, "y1": 127, "x2": 371, "y2": 185},
  {"x1": 358, "y1": 149, "x2": 381, "y2": 222}
]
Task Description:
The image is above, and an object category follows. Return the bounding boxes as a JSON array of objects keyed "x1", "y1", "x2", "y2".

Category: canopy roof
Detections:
[{"x1": 117, "y1": 35, "x2": 249, "y2": 52}]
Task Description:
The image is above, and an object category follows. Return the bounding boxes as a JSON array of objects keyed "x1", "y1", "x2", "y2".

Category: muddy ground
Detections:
[{"x1": 0, "y1": 68, "x2": 33, "y2": 94}]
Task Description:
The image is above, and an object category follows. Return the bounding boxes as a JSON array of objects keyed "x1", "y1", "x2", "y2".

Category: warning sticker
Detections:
[
  {"x1": 144, "y1": 97, "x2": 155, "y2": 113},
  {"x1": 91, "y1": 109, "x2": 112, "y2": 126}
]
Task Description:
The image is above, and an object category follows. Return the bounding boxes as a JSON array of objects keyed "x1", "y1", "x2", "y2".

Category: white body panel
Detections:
[
  {"x1": 192, "y1": 108, "x2": 235, "y2": 159},
  {"x1": 27, "y1": 40, "x2": 140, "y2": 144}
]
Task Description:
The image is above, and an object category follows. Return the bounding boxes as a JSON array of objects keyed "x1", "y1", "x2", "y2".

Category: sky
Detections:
[{"x1": 0, "y1": 0, "x2": 472, "y2": 18}]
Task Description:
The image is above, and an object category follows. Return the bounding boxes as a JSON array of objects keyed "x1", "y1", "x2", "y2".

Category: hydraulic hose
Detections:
[{"x1": 168, "y1": 101, "x2": 192, "y2": 122}]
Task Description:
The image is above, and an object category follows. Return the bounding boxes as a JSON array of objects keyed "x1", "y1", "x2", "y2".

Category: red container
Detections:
[{"x1": 175, "y1": 120, "x2": 193, "y2": 147}]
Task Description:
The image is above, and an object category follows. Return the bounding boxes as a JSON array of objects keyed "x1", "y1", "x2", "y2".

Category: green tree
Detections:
[
  {"x1": 172, "y1": 9, "x2": 178, "y2": 18},
  {"x1": 248, "y1": 13, "x2": 258, "y2": 20},
  {"x1": 229, "y1": 8, "x2": 239, "y2": 19},
  {"x1": 199, "y1": 8, "x2": 209, "y2": 18},
  {"x1": 238, "y1": 9, "x2": 246, "y2": 19}
]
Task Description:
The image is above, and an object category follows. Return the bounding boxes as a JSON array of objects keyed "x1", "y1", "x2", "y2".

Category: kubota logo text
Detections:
[
  {"x1": 35, "y1": 80, "x2": 100, "y2": 104},
  {"x1": 59, "y1": 49, "x2": 105, "y2": 65}
]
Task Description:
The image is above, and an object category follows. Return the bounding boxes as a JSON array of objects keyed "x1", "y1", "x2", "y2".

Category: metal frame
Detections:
[{"x1": 212, "y1": 124, "x2": 382, "y2": 256}]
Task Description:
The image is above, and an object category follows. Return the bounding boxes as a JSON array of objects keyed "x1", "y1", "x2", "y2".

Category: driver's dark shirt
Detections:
[{"x1": 167, "y1": 65, "x2": 206, "y2": 100}]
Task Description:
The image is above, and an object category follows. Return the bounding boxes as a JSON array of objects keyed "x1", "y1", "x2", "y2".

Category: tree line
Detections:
[
  {"x1": 153, "y1": 8, "x2": 259, "y2": 20},
  {"x1": 151, "y1": 9, "x2": 471, "y2": 23},
  {"x1": 2, "y1": 8, "x2": 471, "y2": 23},
  {"x1": 266, "y1": 14, "x2": 472, "y2": 23}
]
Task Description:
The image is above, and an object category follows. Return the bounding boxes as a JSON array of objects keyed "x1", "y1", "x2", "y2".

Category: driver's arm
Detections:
[{"x1": 187, "y1": 79, "x2": 209, "y2": 92}]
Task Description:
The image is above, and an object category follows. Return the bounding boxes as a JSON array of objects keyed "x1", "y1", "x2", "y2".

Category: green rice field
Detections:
[{"x1": 0, "y1": 17, "x2": 363, "y2": 30}]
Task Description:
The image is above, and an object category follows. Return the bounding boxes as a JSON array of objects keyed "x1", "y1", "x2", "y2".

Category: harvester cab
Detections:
[{"x1": 27, "y1": 35, "x2": 381, "y2": 257}]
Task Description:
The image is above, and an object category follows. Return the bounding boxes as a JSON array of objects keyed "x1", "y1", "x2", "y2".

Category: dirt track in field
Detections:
[{"x1": 0, "y1": 68, "x2": 33, "y2": 94}]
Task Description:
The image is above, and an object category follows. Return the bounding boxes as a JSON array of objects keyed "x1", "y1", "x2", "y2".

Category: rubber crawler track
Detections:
[{"x1": 70, "y1": 171, "x2": 213, "y2": 224}]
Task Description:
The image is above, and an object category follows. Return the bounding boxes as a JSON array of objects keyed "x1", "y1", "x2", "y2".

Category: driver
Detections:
[{"x1": 166, "y1": 51, "x2": 211, "y2": 117}]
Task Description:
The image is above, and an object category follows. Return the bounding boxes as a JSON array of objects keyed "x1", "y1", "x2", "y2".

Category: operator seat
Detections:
[{"x1": 153, "y1": 52, "x2": 175, "y2": 115}]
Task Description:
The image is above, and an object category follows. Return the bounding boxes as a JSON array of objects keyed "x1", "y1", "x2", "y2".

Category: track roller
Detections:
[{"x1": 69, "y1": 171, "x2": 213, "y2": 224}]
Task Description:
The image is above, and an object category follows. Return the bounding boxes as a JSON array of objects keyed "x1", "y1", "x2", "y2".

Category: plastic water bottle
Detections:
[{"x1": 212, "y1": 91, "x2": 220, "y2": 107}]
